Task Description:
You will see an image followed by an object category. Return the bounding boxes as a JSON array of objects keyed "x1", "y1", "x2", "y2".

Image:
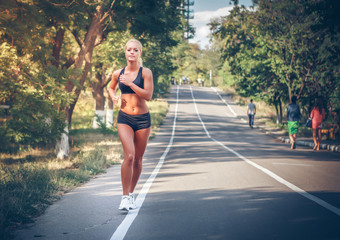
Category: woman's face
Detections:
[{"x1": 125, "y1": 42, "x2": 141, "y2": 63}]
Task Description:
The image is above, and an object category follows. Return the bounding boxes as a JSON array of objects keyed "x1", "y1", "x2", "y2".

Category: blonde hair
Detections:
[{"x1": 125, "y1": 39, "x2": 143, "y2": 66}]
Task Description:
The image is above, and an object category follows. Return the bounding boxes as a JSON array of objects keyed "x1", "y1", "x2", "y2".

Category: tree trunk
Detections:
[
  {"x1": 92, "y1": 70, "x2": 106, "y2": 128},
  {"x1": 55, "y1": 125, "x2": 70, "y2": 159},
  {"x1": 51, "y1": 24, "x2": 69, "y2": 158},
  {"x1": 90, "y1": 65, "x2": 114, "y2": 128},
  {"x1": 274, "y1": 97, "x2": 283, "y2": 124},
  {"x1": 106, "y1": 88, "x2": 114, "y2": 128},
  {"x1": 56, "y1": 5, "x2": 105, "y2": 159},
  {"x1": 278, "y1": 98, "x2": 283, "y2": 124},
  {"x1": 274, "y1": 102, "x2": 280, "y2": 124},
  {"x1": 66, "y1": 58, "x2": 94, "y2": 125},
  {"x1": 52, "y1": 26, "x2": 65, "y2": 68}
]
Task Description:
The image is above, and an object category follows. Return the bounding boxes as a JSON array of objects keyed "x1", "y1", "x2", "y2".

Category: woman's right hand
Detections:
[{"x1": 112, "y1": 95, "x2": 120, "y2": 105}]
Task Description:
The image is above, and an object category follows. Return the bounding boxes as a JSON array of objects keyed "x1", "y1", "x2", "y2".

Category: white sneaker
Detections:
[
  {"x1": 118, "y1": 196, "x2": 130, "y2": 211},
  {"x1": 129, "y1": 193, "x2": 137, "y2": 210}
]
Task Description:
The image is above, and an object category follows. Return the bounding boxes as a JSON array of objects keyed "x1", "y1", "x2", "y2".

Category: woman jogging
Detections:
[{"x1": 108, "y1": 39, "x2": 154, "y2": 211}]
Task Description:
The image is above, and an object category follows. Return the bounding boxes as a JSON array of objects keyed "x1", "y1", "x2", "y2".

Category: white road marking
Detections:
[
  {"x1": 110, "y1": 86, "x2": 179, "y2": 240},
  {"x1": 211, "y1": 87, "x2": 238, "y2": 117},
  {"x1": 190, "y1": 86, "x2": 340, "y2": 217},
  {"x1": 273, "y1": 162, "x2": 314, "y2": 167},
  {"x1": 111, "y1": 85, "x2": 339, "y2": 240}
]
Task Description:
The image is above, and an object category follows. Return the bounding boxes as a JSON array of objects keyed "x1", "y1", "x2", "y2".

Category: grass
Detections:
[{"x1": 0, "y1": 91, "x2": 169, "y2": 239}]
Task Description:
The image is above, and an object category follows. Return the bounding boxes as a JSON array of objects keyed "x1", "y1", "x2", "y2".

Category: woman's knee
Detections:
[
  {"x1": 124, "y1": 153, "x2": 135, "y2": 165},
  {"x1": 133, "y1": 156, "x2": 143, "y2": 169}
]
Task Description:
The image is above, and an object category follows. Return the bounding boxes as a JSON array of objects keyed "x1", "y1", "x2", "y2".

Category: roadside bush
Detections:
[
  {"x1": 0, "y1": 43, "x2": 71, "y2": 154},
  {"x1": 0, "y1": 163, "x2": 56, "y2": 238}
]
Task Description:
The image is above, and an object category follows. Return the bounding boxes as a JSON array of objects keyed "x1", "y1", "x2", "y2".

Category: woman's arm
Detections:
[{"x1": 108, "y1": 70, "x2": 121, "y2": 105}]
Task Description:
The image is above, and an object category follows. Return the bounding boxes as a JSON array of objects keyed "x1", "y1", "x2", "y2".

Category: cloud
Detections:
[
  {"x1": 190, "y1": 6, "x2": 233, "y2": 48},
  {"x1": 193, "y1": 6, "x2": 233, "y2": 25},
  {"x1": 196, "y1": 25, "x2": 210, "y2": 37}
]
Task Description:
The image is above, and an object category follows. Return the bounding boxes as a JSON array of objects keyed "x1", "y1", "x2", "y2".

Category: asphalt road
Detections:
[{"x1": 15, "y1": 85, "x2": 340, "y2": 240}]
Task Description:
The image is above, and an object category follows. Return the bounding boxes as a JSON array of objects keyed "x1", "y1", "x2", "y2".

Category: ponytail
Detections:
[{"x1": 138, "y1": 57, "x2": 143, "y2": 67}]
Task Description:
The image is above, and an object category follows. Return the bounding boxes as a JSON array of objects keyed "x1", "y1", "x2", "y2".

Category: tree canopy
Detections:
[
  {"x1": 0, "y1": 0, "x2": 186, "y2": 154},
  {"x1": 1, "y1": 0, "x2": 339, "y2": 154},
  {"x1": 210, "y1": 0, "x2": 340, "y2": 122}
]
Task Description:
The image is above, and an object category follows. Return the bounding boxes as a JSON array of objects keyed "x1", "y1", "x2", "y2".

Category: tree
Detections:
[
  {"x1": 0, "y1": 1, "x2": 73, "y2": 153},
  {"x1": 90, "y1": 31, "x2": 128, "y2": 128},
  {"x1": 210, "y1": 0, "x2": 340, "y2": 123},
  {"x1": 0, "y1": 0, "x2": 185, "y2": 157},
  {"x1": 89, "y1": 0, "x2": 185, "y2": 127}
]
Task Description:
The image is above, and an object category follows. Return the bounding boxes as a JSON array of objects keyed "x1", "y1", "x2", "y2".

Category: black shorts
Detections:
[{"x1": 117, "y1": 110, "x2": 151, "y2": 132}]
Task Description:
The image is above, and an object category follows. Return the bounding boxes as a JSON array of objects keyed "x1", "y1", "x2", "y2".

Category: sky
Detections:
[{"x1": 189, "y1": 0, "x2": 253, "y2": 49}]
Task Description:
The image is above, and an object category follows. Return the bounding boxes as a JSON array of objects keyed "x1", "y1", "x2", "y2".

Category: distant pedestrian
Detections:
[
  {"x1": 310, "y1": 98, "x2": 325, "y2": 151},
  {"x1": 181, "y1": 76, "x2": 185, "y2": 85},
  {"x1": 247, "y1": 99, "x2": 256, "y2": 128},
  {"x1": 197, "y1": 77, "x2": 202, "y2": 86},
  {"x1": 171, "y1": 76, "x2": 175, "y2": 85},
  {"x1": 108, "y1": 39, "x2": 153, "y2": 211},
  {"x1": 286, "y1": 96, "x2": 301, "y2": 149}
]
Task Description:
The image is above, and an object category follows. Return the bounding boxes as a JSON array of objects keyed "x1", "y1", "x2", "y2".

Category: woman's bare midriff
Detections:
[{"x1": 120, "y1": 94, "x2": 149, "y2": 115}]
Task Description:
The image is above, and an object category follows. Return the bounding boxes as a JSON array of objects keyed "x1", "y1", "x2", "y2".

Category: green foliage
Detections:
[
  {"x1": 210, "y1": 0, "x2": 340, "y2": 122},
  {"x1": 93, "y1": 31, "x2": 129, "y2": 71},
  {"x1": 170, "y1": 41, "x2": 222, "y2": 86},
  {"x1": 78, "y1": 150, "x2": 109, "y2": 175},
  {"x1": 0, "y1": 42, "x2": 72, "y2": 153},
  {"x1": 112, "y1": 0, "x2": 183, "y2": 46},
  {"x1": 0, "y1": 163, "x2": 56, "y2": 238},
  {"x1": 1, "y1": 0, "x2": 186, "y2": 154},
  {"x1": 0, "y1": 148, "x2": 110, "y2": 238}
]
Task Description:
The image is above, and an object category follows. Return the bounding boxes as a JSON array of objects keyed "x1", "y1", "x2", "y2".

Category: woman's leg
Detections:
[
  {"x1": 312, "y1": 128, "x2": 317, "y2": 150},
  {"x1": 289, "y1": 134, "x2": 294, "y2": 149},
  {"x1": 292, "y1": 133, "x2": 297, "y2": 149},
  {"x1": 129, "y1": 127, "x2": 151, "y2": 194},
  {"x1": 317, "y1": 128, "x2": 322, "y2": 150},
  {"x1": 118, "y1": 124, "x2": 135, "y2": 196}
]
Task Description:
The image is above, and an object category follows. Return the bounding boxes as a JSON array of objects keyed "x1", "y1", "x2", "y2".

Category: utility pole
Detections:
[{"x1": 182, "y1": 0, "x2": 194, "y2": 40}]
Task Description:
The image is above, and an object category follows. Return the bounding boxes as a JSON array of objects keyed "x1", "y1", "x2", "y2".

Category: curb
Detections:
[
  {"x1": 278, "y1": 137, "x2": 340, "y2": 153},
  {"x1": 254, "y1": 125, "x2": 340, "y2": 153}
]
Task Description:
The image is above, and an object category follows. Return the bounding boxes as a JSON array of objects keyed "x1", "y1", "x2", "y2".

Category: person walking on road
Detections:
[
  {"x1": 108, "y1": 39, "x2": 154, "y2": 211},
  {"x1": 197, "y1": 77, "x2": 202, "y2": 86},
  {"x1": 247, "y1": 99, "x2": 256, "y2": 128},
  {"x1": 181, "y1": 76, "x2": 185, "y2": 85},
  {"x1": 310, "y1": 98, "x2": 325, "y2": 151},
  {"x1": 287, "y1": 96, "x2": 301, "y2": 149}
]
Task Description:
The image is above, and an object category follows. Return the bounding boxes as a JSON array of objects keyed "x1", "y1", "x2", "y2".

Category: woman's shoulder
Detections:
[
  {"x1": 116, "y1": 68, "x2": 125, "y2": 74},
  {"x1": 142, "y1": 67, "x2": 152, "y2": 73},
  {"x1": 113, "y1": 68, "x2": 124, "y2": 78},
  {"x1": 142, "y1": 67, "x2": 153, "y2": 77}
]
